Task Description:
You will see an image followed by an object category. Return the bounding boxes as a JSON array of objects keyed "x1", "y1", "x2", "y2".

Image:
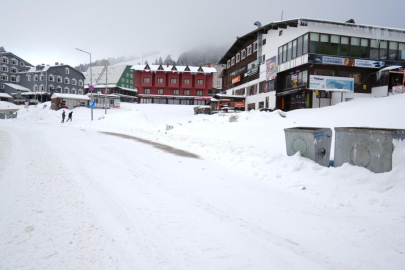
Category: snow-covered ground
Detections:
[{"x1": 1, "y1": 95, "x2": 405, "y2": 269}]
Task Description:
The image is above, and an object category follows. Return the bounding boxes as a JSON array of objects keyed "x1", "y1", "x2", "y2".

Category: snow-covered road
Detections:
[{"x1": 1, "y1": 119, "x2": 404, "y2": 270}]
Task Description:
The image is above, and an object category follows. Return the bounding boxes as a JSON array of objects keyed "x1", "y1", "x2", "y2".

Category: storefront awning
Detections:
[
  {"x1": 276, "y1": 88, "x2": 303, "y2": 96},
  {"x1": 307, "y1": 88, "x2": 352, "y2": 92}
]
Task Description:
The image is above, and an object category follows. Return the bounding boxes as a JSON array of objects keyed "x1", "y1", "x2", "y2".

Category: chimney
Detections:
[
  {"x1": 55, "y1": 62, "x2": 59, "y2": 65},
  {"x1": 60, "y1": 63, "x2": 64, "y2": 65}
]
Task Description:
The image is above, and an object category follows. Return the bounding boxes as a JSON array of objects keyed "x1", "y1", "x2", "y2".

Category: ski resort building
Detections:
[
  {"x1": 219, "y1": 18, "x2": 405, "y2": 111},
  {"x1": 84, "y1": 65, "x2": 137, "y2": 103},
  {"x1": 132, "y1": 64, "x2": 216, "y2": 105}
]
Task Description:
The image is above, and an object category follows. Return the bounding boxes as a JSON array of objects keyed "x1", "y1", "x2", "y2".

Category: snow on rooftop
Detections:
[
  {"x1": 84, "y1": 65, "x2": 128, "y2": 86},
  {"x1": 51, "y1": 93, "x2": 90, "y2": 100},
  {"x1": 0, "y1": 93, "x2": 12, "y2": 98},
  {"x1": 3, "y1": 83, "x2": 30, "y2": 92},
  {"x1": 0, "y1": 100, "x2": 19, "y2": 110},
  {"x1": 131, "y1": 65, "x2": 217, "y2": 74}
]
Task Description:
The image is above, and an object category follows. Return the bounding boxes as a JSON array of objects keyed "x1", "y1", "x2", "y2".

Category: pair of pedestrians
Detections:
[{"x1": 61, "y1": 110, "x2": 73, "y2": 123}]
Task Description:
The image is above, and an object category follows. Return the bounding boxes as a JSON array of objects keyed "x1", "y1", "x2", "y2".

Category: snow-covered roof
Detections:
[
  {"x1": 51, "y1": 93, "x2": 90, "y2": 100},
  {"x1": 0, "y1": 101, "x2": 19, "y2": 111},
  {"x1": 0, "y1": 93, "x2": 12, "y2": 98},
  {"x1": 118, "y1": 86, "x2": 138, "y2": 93},
  {"x1": 113, "y1": 93, "x2": 137, "y2": 99},
  {"x1": 215, "y1": 94, "x2": 246, "y2": 98},
  {"x1": 131, "y1": 65, "x2": 217, "y2": 74},
  {"x1": 85, "y1": 84, "x2": 117, "y2": 89},
  {"x1": 84, "y1": 65, "x2": 128, "y2": 86},
  {"x1": 3, "y1": 83, "x2": 30, "y2": 92},
  {"x1": 21, "y1": 92, "x2": 49, "y2": 96}
]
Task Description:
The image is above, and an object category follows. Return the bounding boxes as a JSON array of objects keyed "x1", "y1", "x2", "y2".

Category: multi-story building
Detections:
[
  {"x1": 132, "y1": 64, "x2": 216, "y2": 105},
  {"x1": 0, "y1": 47, "x2": 33, "y2": 96},
  {"x1": 17, "y1": 63, "x2": 86, "y2": 102},
  {"x1": 205, "y1": 63, "x2": 224, "y2": 95},
  {"x1": 219, "y1": 18, "x2": 405, "y2": 111},
  {"x1": 84, "y1": 65, "x2": 137, "y2": 103}
]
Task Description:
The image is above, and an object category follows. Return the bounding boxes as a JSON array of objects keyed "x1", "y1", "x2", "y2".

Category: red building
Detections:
[{"x1": 132, "y1": 64, "x2": 216, "y2": 105}]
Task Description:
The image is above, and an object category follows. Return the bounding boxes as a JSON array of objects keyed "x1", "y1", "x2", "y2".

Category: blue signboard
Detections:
[{"x1": 89, "y1": 101, "x2": 95, "y2": 108}]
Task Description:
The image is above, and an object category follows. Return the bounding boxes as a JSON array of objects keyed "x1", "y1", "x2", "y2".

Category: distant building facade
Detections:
[
  {"x1": 18, "y1": 64, "x2": 85, "y2": 102},
  {"x1": 84, "y1": 65, "x2": 137, "y2": 103},
  {"x1": 132, "y1": 64, "x2": 216, "y2": 105},
  {"x1": 205, "y1": 63, "x2": 224, "y2": 95},
  {"x1": 0, "y1": 47, "x2": 33, "y2": 94}
]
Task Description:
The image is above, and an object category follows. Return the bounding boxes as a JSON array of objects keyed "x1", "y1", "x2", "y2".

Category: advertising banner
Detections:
[
  {"x1": 232, "y1": 76, "x2": 241, "y2": 84},
  {"x1": 309, "y1": 75, "x2": 354, "y2": 91},
  {"x1": 245, "y1": 60, "x2": 259, "y2": 77},
  {"x1": 392, "y1": 86, "x2": 403, "y2": 94},
  {"x1": 266, "y1": 56, "x2": 277, "y2": 81},
  {"x1": 308, "y1": 54, "x2": 385, "y2": 69}
]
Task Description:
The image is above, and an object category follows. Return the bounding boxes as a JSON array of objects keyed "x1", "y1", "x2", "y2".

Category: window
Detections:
[
  {"x1": 65, "y1": 67, "x2": 69, "y2": 74},
  {"x1": 196, "y1": 90, "x2": 203, "y2": 96},
  {"x1": 173, "y1": 89, "x2": 179, "y2": 95},
  {"x1": 71, "y1": 88, "x2": 76, "y2": 94},
  {"x1": 64, "y1": 87, "x2": 69, "y2": 93},
  {"x1": 72, "y1": 78, "x2": 77, "y2": 85},
  {"x1": 11, "y1": 58, "x2": 18, "y2": 65},
  {"x1": 144, "y1": 88, "x2": 151, "y2": 94},
  {"x1": 20, "y1": 62, "x2": 25, "y2": 67},
  {"x1": 183, "y1": 78, "x2": 190, "y2": 84},
  {"x1": 57, "y1": 76, "x2": 62, "y2": 83},
  {"x1": 11, "y1": 75, "x2": 17, "y2": 82},
  {"x1": 40, "y1": 75, "x2": 44, "y2": 81},
  {"x1": 27, "y1": 74, "x2": 31, "y2": 81},
  {"x1": 1, "y1": 73, "x2": 8, "y2": 81},
  {"x1": 338, "y1": 71, "x2": 361, "y2": 84},
  {"x1": 143, "y1": 77, "x2": 151, "y2": 83},
  {"x1": 303, "y1": 34, "x2": 308, "y2": 54},
  {"x1": 78, "y1": 89, "x2": 83, "y2": 95},
  {"x1": 287, "y1": 42, "x2": 292, "y2": 61},
  {"x1": 253, "y1": 41, "x2": 258, "y2": 52},
  {"x1": 49, "y1": 85, "x2": 54, "y2": 91},
  {"x1": 1, "y1": 57, "x2": 8, "y2": 64},
  {"x1": 79, "y1": 80, "x2": 83, "y2": 86},
  {"x1": 231, "y1": 57, "x2": 235, "y2": 66},
  {"x1": 197, "y1": 79, "x2": 204, "y2": 85},
  {"x1": 370, "y1": 40, "x2": 379, "y2": 59},
  {"x1": 170, "y1": 78, "x2": 177, "y2": 84},
  {"x1": 282, "y1": 44, "x2": 287, "y2": 63},
  {"x1": 64, "y1": 77, "x2": 70, "y2": 84},
  {"x1": 184, "y1": 89, "x2": 190, "y2": 95},
  {"x1": 399, "y1": 43, "x2": 405, "y2": 61},
  {"x1": 40, "y1": 84, "x2": 44, "y2": 91},
  {"x1": 17, "y1": 75, "x2": 20, "y2": 82},
  {"x1": 380, "y1": 41, "x2": 388, "y2": 60},
  {"x1": 141, "y1": 98, "x2": 152, "y2": 104},
  {"x1": 360, "y1": 39, "x2": 369, "y2": 58},
  {"x1": 340, "y1": 36, "x2": 349, "y2": 56},
  {"x1": 350, "y1": 37, "x2": 360, "y2": 57},
  {"x1": 10, "y1": 67, "x2": 18, "y2": 73},
  {"x1": 278, "y1": 47, "x2": 283, "y2": 65},
  {"x1": 241, "y1": 49, "x2": 246, "y2": 59},
  {"x1": 1, "y1": 65, "x2": 8, "y2": 72},
  {"x1": 314, "y1": 69, "x2": 335, "y2": 76},
  {"x1": 34, "y1": 85, "x2": 38, "y2": 91},
  {"x1": 130, "y1": 74, "x2": 133, "y2": 78},
  {"x1": 34, "y1": 75, "x2": 39, "y2": 81},
  {"x1": 389, "y1": 41, "x2": 398, "y2": 60},
  {"x1": 330, "y1": 35, "x2": 340, "y2": 55},
  {"x1": 262, "y1": 55, "x2": 265, "y2": 63},
  {"x1": 157, "y1": 89, "x2": 164, "y2": 94},
  {"x1": 49, "y1": 74, "x2": 54, "y2": 81},
  {"x1": 57, "y1": 86, "x2": 62, "y2": 92},
  {"x1": 227, "y1": 60, "x2": 230, "y2": 68},
  {"x1": 236, "y1": 53, "x2": 240, "y2": 63},
  {"x1": 263, "y1": 39, "x2": 266, "y2": 45},
  {"x1": 247, "y1": 45, "x2": 252, "y2": 56},
  {"x1": 126, "y1": 73, "x2": 129, "y2": 77},
  {"x1": 122, "y1": 78, "x2": 125, "y2": 82},
  {"x1": 157, "y1": 77, "x2": 164, "y2": 83},
  {"x1": 319, "y1": 34, "x2": 329, "y2": 54},
  {"x1": 292, "y1": 40, "x2": 297, "y2": 59},
  {"x1": 310, "y1": 33, "x2": 319, "y2": 53}
]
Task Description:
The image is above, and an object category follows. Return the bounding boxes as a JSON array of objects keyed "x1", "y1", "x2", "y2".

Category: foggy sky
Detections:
[{"x1": 1, "y1": 0, "x2": 404, "y2": 67}]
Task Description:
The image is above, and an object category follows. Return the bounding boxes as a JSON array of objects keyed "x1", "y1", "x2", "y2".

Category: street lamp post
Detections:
[
  {"x1": 105, "y1": 64, "x2": 108, "y2": 114},
  {"x1": 75, "y1": 48, "x2": 93, "y2": 121}
]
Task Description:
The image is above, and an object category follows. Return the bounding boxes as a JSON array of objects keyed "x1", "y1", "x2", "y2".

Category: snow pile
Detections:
[{"x1": 0, "y1": 101, "x2": 19, "y2": 110}]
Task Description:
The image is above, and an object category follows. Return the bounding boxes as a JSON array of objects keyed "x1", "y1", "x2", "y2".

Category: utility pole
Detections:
[
  {"x1": 105, "y1": 64, "x2": 108, "y2": 114},
  {"x1": 76, "y1": 48, "x2": 93, "y2": 120}
]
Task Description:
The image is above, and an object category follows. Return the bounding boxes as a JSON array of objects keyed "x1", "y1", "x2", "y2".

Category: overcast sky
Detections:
[{"x1": 1, "y1": 0, "x2": 404, "y2": 67}]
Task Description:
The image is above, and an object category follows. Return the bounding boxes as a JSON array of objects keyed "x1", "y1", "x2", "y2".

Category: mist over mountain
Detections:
[{"x1": 176, "y1": 45, "x2": 229, "y2": 66}]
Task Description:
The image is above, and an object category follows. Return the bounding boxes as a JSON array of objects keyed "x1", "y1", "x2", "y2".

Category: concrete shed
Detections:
[{"x1": 50, "y1": 93, "x2": 90, "y2": 110}]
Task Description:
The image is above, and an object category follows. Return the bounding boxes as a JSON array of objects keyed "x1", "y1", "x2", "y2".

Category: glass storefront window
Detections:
[
  {"x1": 340, "y1": 37, "x2": 349, "y2": 56},
  {"x1": 287, "y1": 42, "x2": 292, "y2": 61},
  {"x1": 330, "y1": 35, "x2": 340, "y2": 55},
  {"x1": 399, "y1": 43, "x2": 405, "y2": 61},
  {"x1": 303, "y1": 34, "x2": 308, "y2": 54},
  {"x1": 319, "y1": 34, "x2": 329, "y2": 54},
  {"x1": 360, "y1": 39, "x2": 369, "y2": 58},
  {"x1": 380, "y1": 41, "x2": 388, "y2": 60},
  {"x1": 292, "y1": 40, "x2": 297, "y2": 59},
  {"x1": 389, "y1": 41, "x2": 398, "y2": 60},
  {"x1": 310, "y1": 33, "x2": 319, "y2": 53},
  {"x1": 297, "y1": 36, "x2": 303, "y2": 57},
  {"x1": 278, "y1": 47, "x2": 283, "y2": 64},
  {"x1": 283, "y1": 44, "x2": 287, "y2": 63},
  {"x1": 314, "y1": 69, "x2": 335, "y2": 76},
  {"x1": 302, "y1": 70, "x2": 308, "y2": 85},
  {"x1": 370, "y1": 40, "x2": 379, "y2": 59},
  {"x1": 350, "y1": 37, "x2": 360, "y2": 57}
]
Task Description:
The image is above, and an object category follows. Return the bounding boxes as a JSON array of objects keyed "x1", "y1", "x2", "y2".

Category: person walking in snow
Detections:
[
  {"x1": 61, "y1": 110, "x2": 66, "y2": 123},
  {"x1": 66, "y1": 111, "x2": 73, "y2": 122}
]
